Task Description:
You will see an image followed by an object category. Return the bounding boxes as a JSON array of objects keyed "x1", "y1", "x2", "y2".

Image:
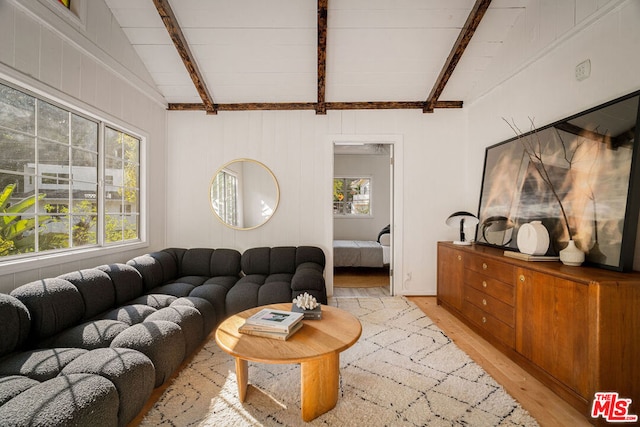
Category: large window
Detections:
[
  {"x1": 0, "y1": 81, "x2": 141, "y2": 259},
  {"x1": 333, "y1": 177, "x2": 371, "y2": 216}
]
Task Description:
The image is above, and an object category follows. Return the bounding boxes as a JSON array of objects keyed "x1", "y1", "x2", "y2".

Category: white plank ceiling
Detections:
[{"x1": 104, "y1": 0, "x2": 526, "y2": 108}]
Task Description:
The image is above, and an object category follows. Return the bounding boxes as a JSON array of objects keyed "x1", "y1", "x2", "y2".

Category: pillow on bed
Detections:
[
  {"x1": 377, "y1": 224, "x2": 390, "y2": 242},
  {"x1": 379, "y1": 233, "x2": 391, "y2": 246}
]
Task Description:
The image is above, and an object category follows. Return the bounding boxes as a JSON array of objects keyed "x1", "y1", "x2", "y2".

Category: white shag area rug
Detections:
[{"x1": 141, "y1": 297, "x2": 539, "y2": 426}]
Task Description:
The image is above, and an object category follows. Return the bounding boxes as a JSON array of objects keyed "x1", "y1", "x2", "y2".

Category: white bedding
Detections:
[{"x1": 333, "y1": 239, "x2": 390, "y2": 267}]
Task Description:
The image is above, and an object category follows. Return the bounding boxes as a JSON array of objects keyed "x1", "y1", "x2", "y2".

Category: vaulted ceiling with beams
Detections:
[{"x1": 104, "y1": 0, "x2": 526, "y2": 115}]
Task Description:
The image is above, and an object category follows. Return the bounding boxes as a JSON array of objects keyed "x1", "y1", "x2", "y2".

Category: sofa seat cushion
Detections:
[
  {"x1": 171, "y1": 297, "x2": 217, "y2": 336},
  {"x1": 110, "y1": 320, "x2": 185, "y2": 387},
  {"x1": 187, "y1": 284, "x2": 229, "y2": 322},
  {"x1": 0, "y1": 294, "x2": 30, "y2": 358},
  {"x1": 258, "y1": 281, "x2": 293, "y2": 306},
  {"x1": 296, "y1": 261, "x2": 324, "y2": 273},
  {"x1": 61, "y1": 348, "x2": 155, "y2": 426},
  {"x1": 127, "y1": 294, "x2": 176, "y2": 310},
  {"x1": 0, "y1": 375, "x2": 39, "y2": 405},
  {"x1": 236, "y1": 274, "x2": 266, "y2": 286},
  {"x1": 40, "y1": 320, "x2": 129, "y2": 350},
  {"x1": 100, "y1": 304, "x2": 157, "y2": 326},
  {"x1": 0, "y1": 373, "x2": 118, "y2": 427},
  {"x1": 146, "y1": 306, "x2": 203, "y2": 356},
  {"x1": 150, "y1": 282, "x2": 196, "y2": 297},
  {"x1": 166, "y1": 276, "x2": 209, "y2": 286},
  {"x1": 225, "y1": 282, "x2": 261, "y2": 315},
  {"x1": 203, "y1": 275, "x2": 239, "y2": 290},
  {"x1": 0, "y1": 348, "x2": 88, "y2": 381},
  {"x1": 265, "y1": 273, "x2": 293, "y2": 283}
]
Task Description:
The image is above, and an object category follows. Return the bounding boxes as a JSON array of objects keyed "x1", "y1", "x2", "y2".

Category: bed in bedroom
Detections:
[{"x1": 333, "y1": 233, "x2": 391, "y2": 268}]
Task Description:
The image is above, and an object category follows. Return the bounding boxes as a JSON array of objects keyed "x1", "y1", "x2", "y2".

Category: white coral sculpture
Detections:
[{"x1": 293, "y1": 292, "x2": 318, "y2": 310}]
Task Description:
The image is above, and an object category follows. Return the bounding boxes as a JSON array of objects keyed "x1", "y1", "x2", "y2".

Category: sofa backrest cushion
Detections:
[
  {"x1": 180, "y1": 248, "x2": 214, "y2": 276},
  {"x1": 296, "y1": 246, "x2": 326, "y2": 268},
  {"x1": 0, "y1": 294, "x2": 30, "y2": 357},
  {"x1": 10, "y1": 278, "x2": 85, "y2": 342},
  {"x1": 210, "y1": 248, "x2": 242, "y2": 277},
  {"x1": 241, "y1": 247, "x2": 271, "y2": 275},
  {"x1": 127, "y1": 251, "x2": 177, "y2": 291},
  {"x1": 58, "y1": 269, "x2": 115, "y2": 320},
  {"x1": 270, "y1": 247, "x2": 297, "y2": 274},
  {"x1": 96, "y1": 264, "x2": 144, "y2": 305},
  {"x1": 162, "y1": 248, "x2": 186, "y2": 267}
]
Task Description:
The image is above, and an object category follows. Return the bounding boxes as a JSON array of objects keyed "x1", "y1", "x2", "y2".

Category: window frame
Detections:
[
  {"x1": 0, "y1": 77, "x2": 147, "y2": 270},
  {"x1": 333, "y1": 176, "x2": 373, "y2": 218}
]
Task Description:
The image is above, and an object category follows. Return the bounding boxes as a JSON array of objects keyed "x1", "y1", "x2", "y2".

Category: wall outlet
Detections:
[{"x1": 575, "y1": 59, "x2": 591, "y2": 81}]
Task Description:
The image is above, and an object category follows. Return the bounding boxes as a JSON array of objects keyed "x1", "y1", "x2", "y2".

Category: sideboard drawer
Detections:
[
  {"x1": 465, "y1": 255, "x2": 514, "y2": 283},
  {"x1": 464, "y1": 269, "x2": 515, "y2": 306},
  {"x1": 464, "y1": 285, "x2": 515, "y2": 327},
  {"x1": 462, "y1": 301, "x2": 515, "y2": 348}
]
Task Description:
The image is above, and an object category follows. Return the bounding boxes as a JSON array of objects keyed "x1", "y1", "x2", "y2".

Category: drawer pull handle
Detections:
[
  {"x1": 482, "y1": 263, "x2": 488, "y2": 270},
  {"x1": 457, "y1": 255, "x2": 462, "y2": 261},
  {"x1": 482, "y1": 280, "x2": 487, "y2": 288},
  {"x1": 482, "y1": 316, "x2": 487, "y2": 324},
  {"x1": 519, "y1": 275, "x2": 525, "y2": 282},
  {"x1": 482, "y1": 299, "x2": 487, "y2": 306}
]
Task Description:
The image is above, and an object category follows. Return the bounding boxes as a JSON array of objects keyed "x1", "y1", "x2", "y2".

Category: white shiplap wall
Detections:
[
  {"x1": 2, "y1": 0, "x2": 638, "y2": 295},
  {"x1": 467, "y1": 0, "x2": 640, "y2": 268},
  {"x1": 0, "y1": 0, "x2": 168, "y2": 293},
  {"x1": 167, "y1": 108, "x2": 469, "y2": 296},
  {"x1": 166, "y1": 0, "x2": 640, "y2": 296}
]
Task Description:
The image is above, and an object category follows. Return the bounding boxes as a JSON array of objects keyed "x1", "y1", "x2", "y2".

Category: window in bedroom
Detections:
[
  {"x1": 0, "y1": 80, "x2": 142, "y2": 260},
  {"x1": 333, "y1": 177, "x2": 371, "y2": 216}
]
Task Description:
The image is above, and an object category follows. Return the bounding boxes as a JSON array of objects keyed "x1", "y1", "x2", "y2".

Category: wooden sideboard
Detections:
[{"x1": 437, "y1": 241, "x2": 640, "y2": 423}]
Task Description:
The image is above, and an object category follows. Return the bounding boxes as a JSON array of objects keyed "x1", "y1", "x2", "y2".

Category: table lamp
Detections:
[{"x1": 446, "y1": 211, "x2": 479, "y2": 245}]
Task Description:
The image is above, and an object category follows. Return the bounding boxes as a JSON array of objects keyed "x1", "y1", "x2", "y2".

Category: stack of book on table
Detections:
[{"x1": 239, "y1": 308, "x2": 304, "y2": 340}]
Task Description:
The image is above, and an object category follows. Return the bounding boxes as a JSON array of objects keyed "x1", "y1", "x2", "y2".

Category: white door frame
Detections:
[{"x1": 328, "y1": 134, "x2": 403, "y2": 296}]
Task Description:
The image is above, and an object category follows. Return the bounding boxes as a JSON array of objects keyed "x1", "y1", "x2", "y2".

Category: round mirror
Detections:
[{"x1": 209, "y1": 159, "x2": 280, "y2": 230}]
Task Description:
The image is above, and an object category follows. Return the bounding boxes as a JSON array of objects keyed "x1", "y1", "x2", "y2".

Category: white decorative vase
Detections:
[
  {"x1": 517, "y1": 221, "x2": 549, "y2": 255},
  {"x1": 559, "y1": 240, "x2": 585, "y2": 266}
]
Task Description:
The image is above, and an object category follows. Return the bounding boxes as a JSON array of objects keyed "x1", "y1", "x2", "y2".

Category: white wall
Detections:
[
  {"x1": 0, "y1": 0, "x2": 168, "y2": 293},
  {"x1": 467, "y1": 0, "x2": 640, "y2": 269},
  {"x1": 4, "y1": 0, "x2": 636, "y2": 295},
  {"x1": 166, "y1": 108, "x2": 468, "y2": 296},
  {"x1": 333, "y1": 153, "x2": 390, "y2": 241}
]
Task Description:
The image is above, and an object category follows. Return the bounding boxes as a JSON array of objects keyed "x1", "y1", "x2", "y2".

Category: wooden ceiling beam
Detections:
[
  {"x1": 423, "y1": 0, "x2": 492, "y2": 113},
  {"x1": 316, "y1": 0, "x2": 328, "y2": 115},
  {"x1": 152, "y1": 0, "x2": 217, "y2": 114},
  {"x1": 168, "y1": 100, "x2": 463, "y2": 112}
]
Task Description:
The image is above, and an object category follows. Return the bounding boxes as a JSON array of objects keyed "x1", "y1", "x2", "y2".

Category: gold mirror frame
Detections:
[{"x1": 209, "y1": 158, "x2": 280, "y2": 230}]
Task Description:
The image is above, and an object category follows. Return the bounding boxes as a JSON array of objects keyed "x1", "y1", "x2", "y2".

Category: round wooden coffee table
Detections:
[{"x1": 215, "y1": 303, "x2": 362, "y2": 422}]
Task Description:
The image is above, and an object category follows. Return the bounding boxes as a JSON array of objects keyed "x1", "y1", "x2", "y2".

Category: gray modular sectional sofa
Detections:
[{"x1": 0, "y1": 246, "x2": 326, "y2": 427}]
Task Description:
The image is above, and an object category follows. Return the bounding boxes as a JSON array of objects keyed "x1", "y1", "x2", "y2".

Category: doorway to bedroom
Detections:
[{"x1": 333, "y1": 142, "x2": 393, "y2": 296}]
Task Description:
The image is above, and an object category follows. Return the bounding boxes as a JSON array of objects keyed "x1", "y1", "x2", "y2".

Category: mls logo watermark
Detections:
[{"x1": 591, "y1": 392, "x2": 638, "y2": 423}]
